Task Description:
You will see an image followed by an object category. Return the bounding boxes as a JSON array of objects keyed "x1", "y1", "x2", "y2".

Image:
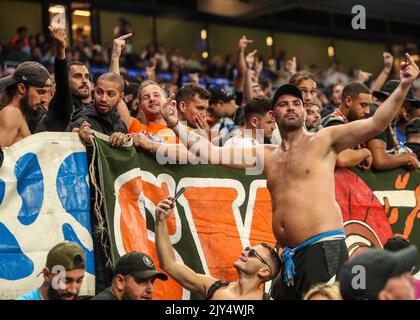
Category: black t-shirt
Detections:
[
  {"x1": 320, "y1": 103, "x2": 335, "y2": 118},
  {"x1": 371, "y1": 127, "x2": 397, "y2": 153},
  {"x1": 405, "y1": 142, "x2": 420, "y2": 159},
  {"x1": 321, "y1": 117, "x2": 345, "y2": 128},
  {"x1": 91, "y1": 287, "x2": 117, "y2": 300}
]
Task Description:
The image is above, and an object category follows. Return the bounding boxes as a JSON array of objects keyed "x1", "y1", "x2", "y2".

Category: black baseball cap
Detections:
[
  {"x1": 406, "y1": 118, "x2": 420, "y2": 135},
  {"x1": 373, "y1": 80, "x2": 418, "y2": 105},
  {"x1": 0, "y1": 61, "x2": 53, "y2": 90},
  {"x1": 271, "y1": 84, "x2": 303, "y2": 109},
  {"x1": 114, "y1": 252, "x2": 168, "y2": 281},
  {"x1": 384, "y1": 236, "x2": 411, "y2": 251},
  {"x1": 338, "y1": 246, "x2": 417, "y2": 300},
  {"x1": 209, "y1": 86, "x2": 235, "y2": 105}
]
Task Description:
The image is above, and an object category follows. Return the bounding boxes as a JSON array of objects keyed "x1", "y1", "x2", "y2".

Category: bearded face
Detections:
[
  {"x1": 46, "y1": 268, "x2": 85, "y2": 300},
  {"x1": 273, "y1": 95, "x2": 305, "y2": 132},
  {"x1": 69, "y1": 65, "x2": 91, "y2": 100}
]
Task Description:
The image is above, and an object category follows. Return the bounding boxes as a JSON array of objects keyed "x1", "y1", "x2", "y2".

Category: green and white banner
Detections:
[{"x1": 94, "y1": 134, "x2": 420, "y2": 300}]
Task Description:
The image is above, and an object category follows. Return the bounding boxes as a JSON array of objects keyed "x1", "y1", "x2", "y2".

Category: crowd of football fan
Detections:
[{"x1": 1, "y1": 21, "x2": 420, "y2": 300}]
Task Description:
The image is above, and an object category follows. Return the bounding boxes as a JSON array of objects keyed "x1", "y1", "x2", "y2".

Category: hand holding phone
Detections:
[{"x1": 171, "y1": 187, "x2": 186, "y2": 205}]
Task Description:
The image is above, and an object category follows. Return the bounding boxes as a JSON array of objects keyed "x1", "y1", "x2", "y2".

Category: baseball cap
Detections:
[
  {"x1": 338, "y1": 246, "x2": 417, "y2": 300},
  {"x1": 406, "y1": 118, "x2": 420, "y2": 135},
  {"x1": 209, "y1": 86, "x2": 235, "y2": 105},
  {"x1": 373, "y1": 80, "x2": 418, "y2": 104},
  {"x1": 271, "y1": 84, "x2": 304, "y2": 109},
  {"x1": 384, "y1": 236, "x2": 411, "y2": 251},
  {"x1": 114, "y1": 252, "x2": 168, "y2": 281},
  {"x1": 46, "y1": 242, "x2": 86, "y2": 272},
  {"x1": 0, "y1": 61, "x2": 53, "y2": 90}
]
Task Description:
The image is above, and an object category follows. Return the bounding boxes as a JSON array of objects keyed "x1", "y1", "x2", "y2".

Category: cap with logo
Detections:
[
  {"x1": 0, "y1": 61, "x2": 53, "y2": 90},
  {"x1": 46, "y1": 242, "x2": 86, "y2": 272},
  {"x1": 338, "y1": 246, "x2": 417, "y2": 300},
  {"x1": 114, "y1": 252, "x2": 168, "y2": 281},
  {"x1": 271, "y1": 84, "x2": 304, "y2": 109},
  {"x1": 208, "y1": 86, "x2": 235, "y2": 105}
]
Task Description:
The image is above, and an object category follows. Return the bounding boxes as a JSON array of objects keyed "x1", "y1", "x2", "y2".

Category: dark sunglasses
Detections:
[{"x1": 244, "y1": 245, "x2": 272, "y2": 275}]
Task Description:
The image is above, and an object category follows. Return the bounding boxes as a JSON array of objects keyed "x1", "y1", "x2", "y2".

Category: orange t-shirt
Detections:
[{"x1": 129, "y1": 118, "x2": 181, "y2": 144}]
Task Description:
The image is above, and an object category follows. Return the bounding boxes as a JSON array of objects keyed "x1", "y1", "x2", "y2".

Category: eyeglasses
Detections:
[{"x1": 244, "y1": 246, "x2": 272, "y2": 275}]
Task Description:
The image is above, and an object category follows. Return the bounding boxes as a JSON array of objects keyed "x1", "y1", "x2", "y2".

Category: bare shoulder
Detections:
[
  {"x1": 309, "y1": 127, "x2": 334, "y2": 143},
  {"x1": 197, "y1": 274, "x2": 220, "y2": 294},
  {"x1": 304, "y1": 130, "x2": 337, "y2": 156},
  {"x1": 0, "y1": 106, "x2": 24, "y2": 124},
  {"x1": 198, "y1": 274, "x2": 219, "y2": 286},
  {"x1": 263, "y1": 144, "x2": 279, "y2": 152}
]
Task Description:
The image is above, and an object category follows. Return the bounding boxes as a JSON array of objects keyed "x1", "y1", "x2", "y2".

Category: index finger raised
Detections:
[{"x1": 405, "y1": 53, "x2": 416, "y2": 66}]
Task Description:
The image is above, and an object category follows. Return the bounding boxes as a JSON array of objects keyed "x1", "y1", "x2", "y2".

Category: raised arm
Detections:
[
  {"x1": 43, "y1": 26, "x2": 73, "y2": 130},
  {"x1": 132, "y1": 132, "x2": 197, "y2": 163},
  {"x1": 146, "y1": 57, "x2": 157, "y2": 82},
  {"x1": 234, "y1": 36, "x2": 252, "y2": 95},
  {"x1": 160, "y1": 94, "x2": 260, "y2": 170},
  {"x1": 109, "y1": 33, "x2": 133, "y2": 129},
  {"x1": 109, "y1": 33, "x2": 132, "y2": 75},
  {"x1": 155, "y1": 197, "x2": 216, "y2": 296},
  {"x1": 243, "y1": 49, "x2": 257, "y2": 104},
  {"x1": 370, "y1": 52, "x2": 393, "y2": 92},
  {"x1": 329, "y1": 53, "x2": 419, "y2": 154}
]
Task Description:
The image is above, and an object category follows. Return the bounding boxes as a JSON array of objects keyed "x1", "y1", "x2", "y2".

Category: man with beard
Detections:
[
  {"x1": 92, "y1": 252, "x2": 168, "y2": 300},
  {"x1": 68, "y1": 61, "x2": 93, "y2": 109},
  {"x1": 16, "y1": 242, "x2": 85, "y2": 300},
  {"x1": 67, "y1": 72, "x2": 128, "y2": 146},
  {"x1": 159, "y1": 53, "x2": 419, "y2": 299},
  {"x1": 0, "y1": 61, "x2": 53, "y2": 147},
  {"x1": 67, "y1": 72, "x2": 128, "y2": 293},
  {"x1": 35, "y1": 27, "x2": 93, "y2": 133},
  {"x1": 320, "y1": 81, "x2": 373, "y2": 170},
  {"x1": 305, "y1": 104, "x2": 321, "y2": 132},
  {"x1": 321, "y1": 83, "x2": 345, "y2": 118},
  {"x1": 225, "y1": 96, "x2": 276, "y2": 147},
  {"x1": 366, "y1": 80, "x2": 418, "y2": 170},
  {"x1": 154, "y1": 197, "x2": 280, "y2": 300}
]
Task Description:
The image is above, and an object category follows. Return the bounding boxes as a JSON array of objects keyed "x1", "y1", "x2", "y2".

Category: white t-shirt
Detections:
[
  {"x1": 224, "y1": 129, "x2": 258, "y2": 147},
  {"x1": 270, "y1": 126, "x2": 282, "y2": 145}
]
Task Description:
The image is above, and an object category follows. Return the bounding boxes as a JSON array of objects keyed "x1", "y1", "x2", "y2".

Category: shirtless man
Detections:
[
  {"x1": 0, "y1": 61, "x2": 53, "y2": 147},
  {"x1": 159, "y1": 53, "x2": 419, "y2": 299},
  {"x1": 155, "y1": 197, "x2": 280, "y2": 300}
]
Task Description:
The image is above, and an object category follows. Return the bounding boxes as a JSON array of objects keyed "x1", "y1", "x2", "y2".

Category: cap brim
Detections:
[
  {"x1": 410, "y1": 99, "x2": 420, "y2": 108},
  {"x1": 0, "y1": 75, "x2": 18, "y2": 90},
  {"x1": 372, "y1": 91, "x2": 389, "y2": 101},
  {"x1": 222, "y1": 95, "x2": 235, "y2": 102},
  {"x1": 391, "y1": 246, "x2": 418, "y2": 277},
  {"x1": 132, "y1": 270, "x2": 168, "y2": 281}
]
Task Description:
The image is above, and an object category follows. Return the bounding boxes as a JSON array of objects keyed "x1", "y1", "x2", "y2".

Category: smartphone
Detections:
[
  {"x1": 50, "y1": 5, "x2": 67, "y2": 30},
  {"x1": 171, "y1": 187, "x2": 186, "y2": 204}
]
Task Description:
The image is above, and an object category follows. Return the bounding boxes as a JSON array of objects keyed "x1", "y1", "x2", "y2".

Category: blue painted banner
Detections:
[{"x1": 0, "y1": 133, "x2": 95, "y2": 299}]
